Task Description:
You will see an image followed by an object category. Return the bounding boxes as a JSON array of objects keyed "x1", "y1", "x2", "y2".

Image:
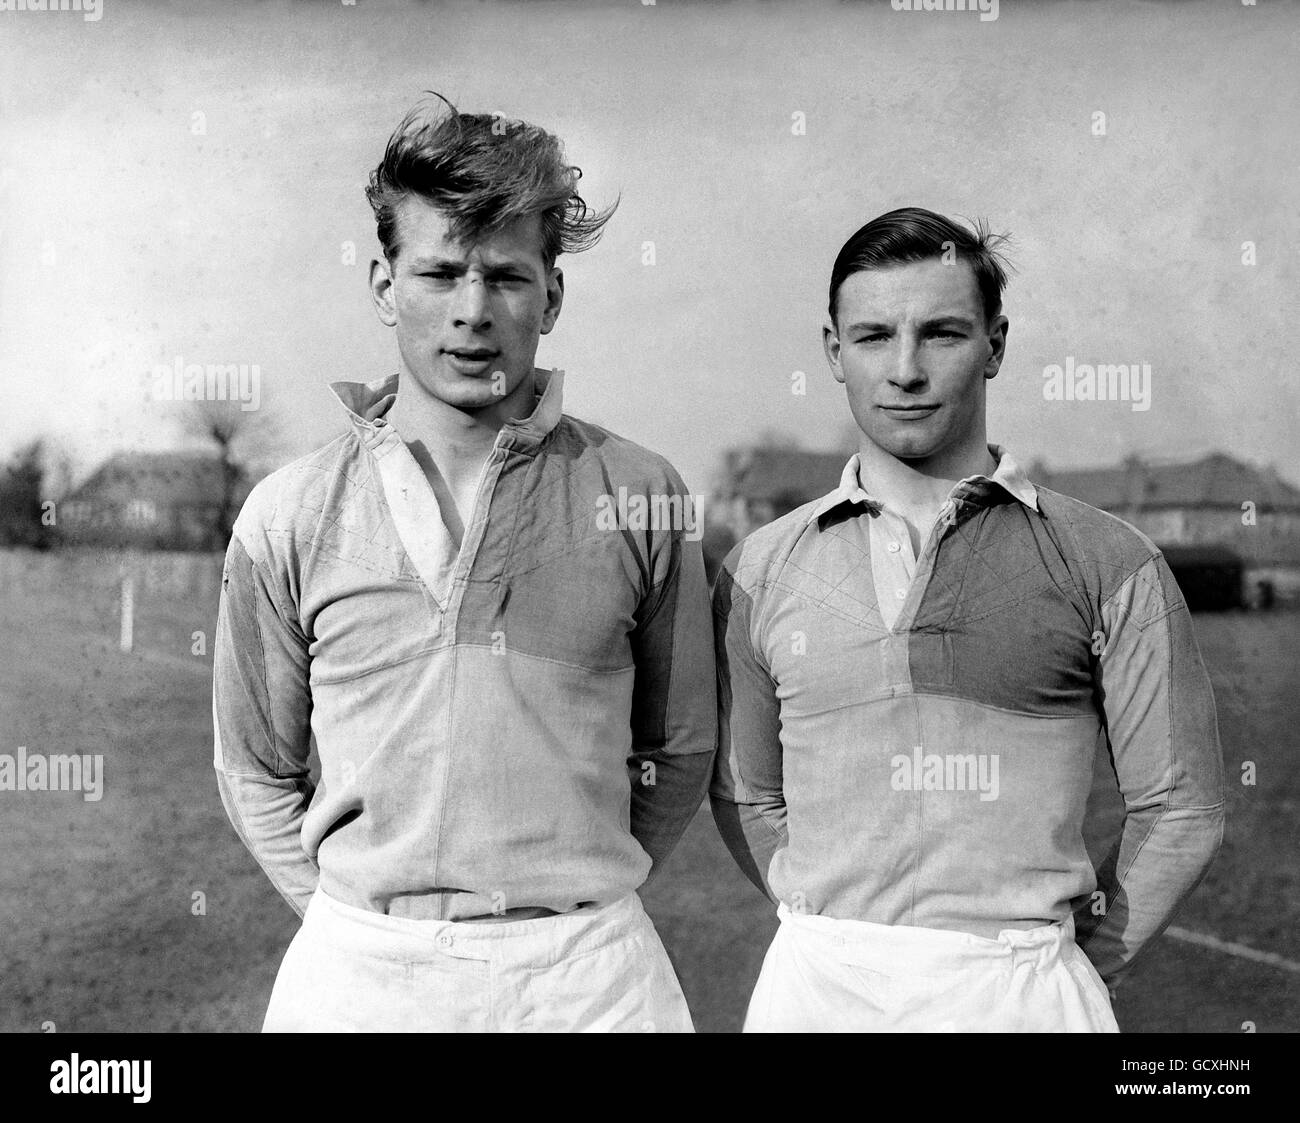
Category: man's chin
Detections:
[
  {"x1": 867, "y1": 431, "x2": 940, "y2": 462},
  {"x1": 442, "y1": 382, "x2": 511, "y2": 409},
  {"x1": 411, "y1": 370, "x2": 523, "y2": 411}
]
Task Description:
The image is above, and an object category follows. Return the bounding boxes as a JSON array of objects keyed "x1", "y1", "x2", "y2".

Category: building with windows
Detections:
[{"x1": 57, "y1": 451, "x2": 252, "y2": 551}]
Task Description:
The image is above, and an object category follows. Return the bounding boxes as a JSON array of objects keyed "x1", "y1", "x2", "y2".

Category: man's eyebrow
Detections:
[
  {"x1": 843, "y1": 314, "x2": 979, "y2": 333},
  {"x1": 407, "y1": 256, "x2": 466, "y2": 271},
  {"x1": 922, "y1": 314, "x2": 979, "y2": 328},
  {"x1": 406, "y1": 256, "x2": 538, "y2": 274}
]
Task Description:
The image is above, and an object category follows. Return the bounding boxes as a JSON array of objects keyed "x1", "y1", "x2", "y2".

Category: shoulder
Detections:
[
  {"x1": 719, "y1": 498, "x2": 827, "y2": 596},
  {"x1": 550, "y1": 413, "x2": 691, "y2": 495},
  {"x1": 1034, "y1": 486, "x2": 1162, "y2": 566},
  {"x1": 231, "y1": 433, "x2": 357, "y2": 554},
  {"x1": 1031, "y1": 486, "x2": 1175, "y2": 607}
]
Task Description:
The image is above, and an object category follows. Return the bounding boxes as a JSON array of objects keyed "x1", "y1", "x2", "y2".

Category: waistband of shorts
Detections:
[
  {"x1": 303, "y1": 887, "x2": 648, "y2": 965},
  {"x1": 776, "y1": 903, "x2": 1075, "y2": 970}
]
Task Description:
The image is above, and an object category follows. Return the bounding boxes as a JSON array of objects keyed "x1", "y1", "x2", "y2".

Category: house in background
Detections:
[
  {"x1": 711, "y1": 447, "x2": 849, "y2": 538},
  {"x1": 710, "y1": 447, "x2": 1300, "y2": 608},
  {"x1": 57, "y1": 450, "x2": 254, "y2": 552}
]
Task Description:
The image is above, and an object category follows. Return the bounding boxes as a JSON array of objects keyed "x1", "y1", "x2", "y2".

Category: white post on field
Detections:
[{"x1": 119, "y1": 573, "x2": 135, "y2": 653}]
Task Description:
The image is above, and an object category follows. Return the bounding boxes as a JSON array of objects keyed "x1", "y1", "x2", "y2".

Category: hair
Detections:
[
  {"x1": 366, "y1": 92, "x2": 617, "y2": 267},
  {"x1": 828, "y1": 207, "x2": 1013, "y2": 325}
]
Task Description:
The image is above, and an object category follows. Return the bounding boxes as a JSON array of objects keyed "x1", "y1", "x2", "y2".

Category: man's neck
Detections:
[
  {"x1": 383, "y1": 368, "x2": 541, "y2": 550},
  {"x1": 857, "y1": 432, "x2": 997, "y2": 547},
  {"x1": 387, "y1": 368, "x2": 539, "y2": 485}
]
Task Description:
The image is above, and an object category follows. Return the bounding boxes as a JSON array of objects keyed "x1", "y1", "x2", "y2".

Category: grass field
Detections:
[{"x1": 1, "y1": 549, "x2": 1295, "y2": 1033}]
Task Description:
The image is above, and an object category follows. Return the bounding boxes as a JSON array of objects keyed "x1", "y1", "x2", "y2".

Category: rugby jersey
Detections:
[
  {"x1": 711, "y1": 446, "x2": 1224, "y2": 984},
  {"x1": 213, "y1": 369, "x2": 716, "y2": 921}
]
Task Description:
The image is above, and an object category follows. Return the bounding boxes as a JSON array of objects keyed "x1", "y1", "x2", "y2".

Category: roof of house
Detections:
[
  {"x1": 64, "y1": 450, "x2": 252, "y2": 507},
  {"x1": 1035, "y1": 453, "x2": 1300, "y2": 512}
]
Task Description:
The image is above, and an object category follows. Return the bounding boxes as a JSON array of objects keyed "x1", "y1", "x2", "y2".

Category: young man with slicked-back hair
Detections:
[
  {"x1": 712, "y1": 207, "x2": 1224, "y2": 1032},
  {"x1": 212, "y1": 96, "x2": 715, "y2": 1032}
]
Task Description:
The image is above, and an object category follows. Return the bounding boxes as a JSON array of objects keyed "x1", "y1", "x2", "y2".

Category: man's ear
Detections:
[
  {"x1": 369, "y1": 256, "x2": 397, "y2": 327},
  {"x1": 984, "y1": 315, "x2": 1009, "y2": 381},
  {"x1": 823, "y1": 319, "x2": 846, "y2": 385},
  {"x1": 540, "y1": 266, "x2": 564, "y2": 335}
]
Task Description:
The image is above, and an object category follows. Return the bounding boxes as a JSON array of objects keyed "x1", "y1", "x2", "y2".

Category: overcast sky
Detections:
[{"x1": 2, "y1": 0, "x2": 1296, "y2": 496}]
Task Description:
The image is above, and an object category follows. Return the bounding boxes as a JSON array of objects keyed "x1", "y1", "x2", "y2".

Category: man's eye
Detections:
[
  {"x1": 931, "y1": 330, "x2": 964, "y2": 339},
  {"x1": 421, "y1": 271, "x2": 456, "y2": 281},
  {"x1": 856, "y1": 334, "x2": 888, "y2": 344}
]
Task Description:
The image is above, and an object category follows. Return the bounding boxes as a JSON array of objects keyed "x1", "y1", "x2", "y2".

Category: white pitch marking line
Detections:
[{"x1": 1165, "y1": 925, "x2": 1300, "y2": 974}]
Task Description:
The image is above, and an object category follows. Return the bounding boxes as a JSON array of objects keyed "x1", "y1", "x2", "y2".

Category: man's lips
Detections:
[
  {"x1": 442, "y1": 347, "x2": 502, "y2": 376},
  {"x1": 880, "y1": 403, "x2": 940, "y2": 415}
]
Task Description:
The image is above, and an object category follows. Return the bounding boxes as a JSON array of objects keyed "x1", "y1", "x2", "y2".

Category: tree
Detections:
[
  {"x1": 184, "y1": 401, "x2": 278, "y2": 550},
  {"x1": 0, "y1": 439, "x2": 57, "y2": 548}
]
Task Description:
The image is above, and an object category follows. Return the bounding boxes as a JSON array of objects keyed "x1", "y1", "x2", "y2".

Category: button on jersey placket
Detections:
[
  {"x1": 886, "y1": 495, "x2": 966, "y2": 635},
  {"x1": 870, "y1": 507, "x2": 918, "y2": 632}
]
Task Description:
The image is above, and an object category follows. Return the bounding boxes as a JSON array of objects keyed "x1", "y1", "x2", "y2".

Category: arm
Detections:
[
  {"x1": 627, "y1": 514, "x2": 718, "y2": 884},
  {"x1": 709, "y1": 558, "x2": 786, "y2": 902},
  {"x1": 1074, "y1": 552, "x2": 1225, "y2": 987},
  {"x1": 212, "y1": 532, "x2": 319, "y2": 917}
]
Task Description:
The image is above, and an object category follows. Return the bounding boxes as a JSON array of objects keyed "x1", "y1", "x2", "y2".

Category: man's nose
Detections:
[
  {"x1": 451, "y1": 277, "x2": 492, "y2": 329},
  {"x1": 890, "y1": 338, "x2": 927, "y2": 391}
]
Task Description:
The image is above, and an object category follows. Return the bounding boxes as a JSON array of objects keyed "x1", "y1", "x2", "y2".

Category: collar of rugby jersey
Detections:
[
  {"x1": 326, "y1": 367, "x2": 566, "y2": 606},
  {"x1": 329, "y1": 365, "x2": 566, "y2": 449},
  {"x1": 808, "y1": 443, "x2": 1039, "y2": 526}
]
